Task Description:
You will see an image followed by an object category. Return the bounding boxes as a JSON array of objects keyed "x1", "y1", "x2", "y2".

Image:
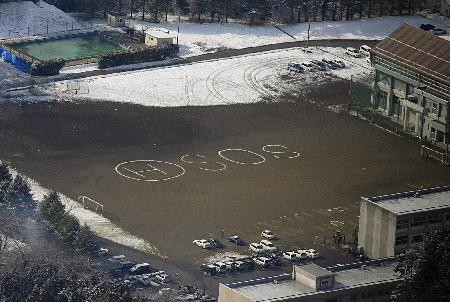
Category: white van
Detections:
[
  {"x1": 359, "y1": 45, "x2": 371, "y2": 56},
  {"x1": 346, "y1": 47, "x2": 362, "y2": 58}
]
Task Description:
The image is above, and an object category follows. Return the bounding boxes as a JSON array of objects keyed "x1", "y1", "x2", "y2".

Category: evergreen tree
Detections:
[
  {"x1": 0, "y1": 162, "x2": 12, "y2": 205},
  {"x1": 57, "y1": 214, "x2": 81, "y2": 244},
  {"x1": 393, "y1": 229, "x2": 450, "y2": 302},
  {"x1": 10, "y1": 175, "x2": 35, "y2": 210},
  {"x1": 39, "y1": 192, "x2": 66, "y2": 227},
  {"x1": 74, "y1": 224, "x2": 98, "y2": 255}
]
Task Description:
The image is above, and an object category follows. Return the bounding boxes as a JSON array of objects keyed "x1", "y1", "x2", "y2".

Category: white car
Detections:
[
  {"x1": 193, "y1": 239, "x2": 212, "y2": 249},
  {"x1": 283, "y1": 251, "x2": 298, "y2": 261},
  {"x1": 254, "y1": 257, "x2": 273, "y2": 268},
  {"x1": 359, "y1": 45, "x2": 371, "y2": 56},
  {"x1": 333, "y1": 59, "x2": 345, "y2": 68},
  {"x1": 295, "y1": 250, "x2": 308, "y2": 260},
  {"x1": 154, "y1": 273, "x2": 172, "y2": 283},
  {"x1": 261, "y1": 230, "x2": 276, "y2": 239},
  {"x1": 300, "y1": 248, "x2": 320, "y2": 259},
  {"x1": 346, "y1": 47, "x2": 362, "y2": 58},
  {"x1": 249, "y1": 243, "x2": 264, "y2": 254},
  {"x1": 260, "y1": 240, "x2": 277, "y2": 252}
]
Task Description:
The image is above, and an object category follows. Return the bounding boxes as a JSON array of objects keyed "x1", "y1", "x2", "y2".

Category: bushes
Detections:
[
  {"x1": 0, "y1": 162, "x2": 35, "y2": 210},
  {"x1": 98, "y1": 44, "x2": 179, "y2": 69},
  {"x1": 30, "y1": 59, "x2": 65, "y2": 76}
]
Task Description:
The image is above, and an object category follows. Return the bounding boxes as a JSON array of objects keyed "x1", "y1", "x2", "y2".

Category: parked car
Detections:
[
  {"x1": 108, "y1": 255, "x2": 126, "y2": 262},
  {"x1": 310, "y1": 60, "x2": 327, "y2": 71},
  {"x1": 301, "y1": 62, "x2": 319, "y2": 72},
  {"x1": 287, "y1": 62, "x2": 305, "y2": 73},
  {"x1": 129, "y1": 263, "x2": 151, "y2": 275},
  {"x1": 193, "y1": 239, "x2": 212, "y2": 249},
  {"x1": 261, "y1": 251, "x2": 282, "y2": 266},
  {"x1": 208, "y1": 238, "x2": 224, "y2": 248},
  {"x1": 254, "y1": 257, "x2": 273, "y2": 268},
  {"x1": 298, "y1": 248, "x2": 319, "y2": 259},
  {"x1": 224, "y1": 261, "x2": 237, "y2": 272},
  {"x1": 228, "y1": 235, "x2": 245, "y2": 245},
  {"x1": 155, "y1": 273, "x2": 172, "y2": 283},
  {"x1": 200, "y1": 264, "x2": 217, "y2": 276},
  {"x1": 213, "y1": 262, "x2": 227, "y2": 273},
  {"x1": 431, "y1": 28, "x2": 447, "y2": 35},
  {"x1": 283, "y1": 251, "x2": 298, "y2": 261},
  {"x1": 119, "y1": 260, "x2": 135, "y2": 270},
  {"x1": 295, "y1": 250, "x2": 308, "y2": 260},
  {"x1": 260, "y1": 240, "x2": 277, "y2": 252},
  {"x1": 321, "y1": 58, "x2": 339, "y2": 69},
  {"x1": 97, "y1": 248, "x2": 109, "y2": 256},
  {"x1": 359, "y1": 45, "x2": 371, "y2": 56},
  {"x1": 242, "y1": 257, "x2": 255, "y2": 270},
  {"x1": 333, "y1": 59, "x2": 346, "y2": 68},
  {"x1": 261, "y1": 229, "x2": 277, "y2": 239},
  {"x1": 346, "y1": 47, "x2": 362, "y2": 58},
  {"x1": 420, "y1": 23, "x2": 435, "y2": 31},
  {"x1": 234, "y1": 260, "x2": 247, "y2": 271},
  {"x1": 249, "y1": 242, "x2": 265, "y2": 254}
]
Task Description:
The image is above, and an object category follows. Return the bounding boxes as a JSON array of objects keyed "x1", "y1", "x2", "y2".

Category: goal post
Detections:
[{"x1": 77, "y1": 195, "x2": 104, "y2": 216}]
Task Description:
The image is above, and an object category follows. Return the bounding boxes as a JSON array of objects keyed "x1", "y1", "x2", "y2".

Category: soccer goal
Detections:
[
  {"x1": 65, "y1": 80, "x2": 89, "y2": 95},
  {"x1": 77, "y1": 196, "x2": 104, "y2": 216}
]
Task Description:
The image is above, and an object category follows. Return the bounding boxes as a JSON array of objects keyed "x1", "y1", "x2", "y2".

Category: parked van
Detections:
[
  {"x1": 359, "y1": 45, "x2": 371, "y2": 56},
  {"x1": 346, "y1": 47, "x2": 362, "y2": 58}
]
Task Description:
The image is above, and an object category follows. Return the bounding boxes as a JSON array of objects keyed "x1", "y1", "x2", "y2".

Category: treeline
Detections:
[
  {"x1": 0, "y1": 161, "x2": 98, "y2": 255},
  {"x1": 45, "y1": 0, "x2": 439, "y2": 23}
]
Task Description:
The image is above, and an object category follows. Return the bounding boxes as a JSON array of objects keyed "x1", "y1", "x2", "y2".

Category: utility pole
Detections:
[{"x1": 177, "y1": 15, "x2": 180, "y2": 45}]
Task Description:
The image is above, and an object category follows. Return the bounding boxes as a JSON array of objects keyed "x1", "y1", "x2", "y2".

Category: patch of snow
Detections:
[
  {"x1": 0, "y1": 1, "x2": 81, "y2": 39},
  {"x1": 128, "y1": 15, "x2": 449, "y2": 57},
  {"x1": 8, "y1": 168, "x2": 166, "y2": 258},
  {"x1": 204, "y1": 251, "x2": 249, "y2": 264},
  {"x1": 57, "y1": 46, "x2": 371, "y2": 107}
]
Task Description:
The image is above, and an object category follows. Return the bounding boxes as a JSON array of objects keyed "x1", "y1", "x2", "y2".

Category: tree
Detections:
[
  {"x1": 74, "y1": 224, "x2": 98, "y2": 255},
  {"x1": 39, "y1": 192, "x2": 66, "y2": 228},
  {"x1": 10, "y1": 175, "x2": 35, "y2": 210},
  {"x1": 0, "y1": 161, "x2": 12, "y2": 205},
  {"x1": 393, "y1": 229, "x2": 450, "y2": 302},
  {"x1": 57, "y1": 214, "x2": 81, "y2": 243}
]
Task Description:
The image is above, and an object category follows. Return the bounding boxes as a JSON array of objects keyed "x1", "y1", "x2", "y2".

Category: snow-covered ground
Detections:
[
  {"x1": 0, "y1": 1, "x2": 81, "y2": 39},
  {"x1": 57, "y1": 47, "x2": 372, "y2": 107},
  {"x1": 129, "y1": 15, "x2": 450, "y2": 57}
]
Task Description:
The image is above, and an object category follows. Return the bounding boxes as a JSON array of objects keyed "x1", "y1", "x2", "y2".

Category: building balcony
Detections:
[{"x1": 401, "y1": 99, "x2": 424, "y2": 113}]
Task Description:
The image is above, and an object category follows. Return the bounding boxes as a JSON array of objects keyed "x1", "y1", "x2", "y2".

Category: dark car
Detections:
[
  {"x1": 311, "y1": 60, "x2": 327, "y2": 71},
  {"x1": 242, "y1": 257, "x2": 255, "y2": 270},
  {"x1": 261, "y1": 251, "x2": 283, "y2": 266},
  {"x1": 420, "y1": 23, "x2": 435, "y2": 31},
  {"x1": 228, "y1": 235, "x2": 245, "y2": 245},
  {"x1": 208, "y1": 238, "x2": 224, "y2": 248},
  {"x1": 322, "y1": 58, "x2": 339, "y2": 69},
  {"x1": 200, "y1": 264, "x2": 217, "y2": 276}
]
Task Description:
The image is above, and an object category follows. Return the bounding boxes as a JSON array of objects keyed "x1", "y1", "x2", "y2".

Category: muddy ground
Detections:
[{"x1": 1, "y1": 78, "x2": 450, "y2": 294}]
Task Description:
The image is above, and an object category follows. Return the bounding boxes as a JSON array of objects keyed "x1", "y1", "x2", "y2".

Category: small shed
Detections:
[
  {"x1": 107, "y1": 12, "x2": 126, "y2": 28},
  {"x1": 145, "y1": 31, "x2": 175, "y2": 47}
]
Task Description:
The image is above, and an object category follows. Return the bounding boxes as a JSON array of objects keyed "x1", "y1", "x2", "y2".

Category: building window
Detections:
[
  {"x1": 446, "y1": 213, "x2": 450, "y2": 221},
  {"x1": 396, "y1": 236, "x2": 408, "y2": 245},
  {"x1": 429, "y1": 214, "x2": 442, "y2": 224},
  {"x1": 396, "y1": 219, "x2": 409, "y2": 229},
  {"x1": 411, "y1": 234, "x2": 424, "y2": 244},
  {"x1": 350, "y1": 294, "x2": 358, "y2": 301},
  {"x1": 431, "y1": 102, "x2": 438, "y2": 115},
  {"x1": 411, "y1": 216, "x2": 426, "y2": 227}
]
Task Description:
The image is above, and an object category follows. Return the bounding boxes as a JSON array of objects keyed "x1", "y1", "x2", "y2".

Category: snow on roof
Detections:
[
  {"x1": 225, "y1": 262, "x2": 399, "y2": 301},
  {"x1": 365, "y1": 185, "x2": 450, "y2": 215},
  {"x1": 145, "y1": 30, "x2": 175, "y2": 39}
]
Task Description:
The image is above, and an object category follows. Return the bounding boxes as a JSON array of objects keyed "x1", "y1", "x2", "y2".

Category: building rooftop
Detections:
[
  {"x1": 371, "y1": 23, "x2": 450, "y2": 86},
  {"x1": 364, "y1": 185, "x2": 450, "y2": 215},
  {"x1": 299, "y1": 263, "x2": 334, "y2": 278},
  {"x1": 145, "y1": 30, "x2": 175, "y2": 39},
  {"x1": 224, "y1": 261, "x2": 399, "y2": 302}
]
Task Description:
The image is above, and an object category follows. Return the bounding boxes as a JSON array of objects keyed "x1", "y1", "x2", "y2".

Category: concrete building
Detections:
[
  {"x1": 218, "y1": 260, "x2": 400, "y2": 302},
  {"x1": 107, "y1": 12, "x2": 126, "y2": 28},
  {"x1": 358, "y1": 185, "x2": 450, "y2": 259},
  {"x1": 144, "y1": 31, "x2": 175, "y2": 47},
  {"x1": 442, "y1": 0, "x2": 450, "y2": 18},
  {"x1": 370, "y1": 23, "x2": 450, "y2": 150}
]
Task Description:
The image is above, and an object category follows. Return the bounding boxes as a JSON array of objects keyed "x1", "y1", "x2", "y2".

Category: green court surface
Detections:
[{"x1": 13, "y1": 34, "x2": 122, "y2": 61}]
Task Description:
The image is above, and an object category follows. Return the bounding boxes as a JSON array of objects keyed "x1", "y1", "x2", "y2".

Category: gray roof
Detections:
[
  {"x1": 298, "y1": 263, "x2": 334, "y2": 278},
  {"x1": 365, "y1": 185, "x2": 450, "y2": 215},
  {"x1": 225, "y1": 262, "x2": 399, "y2": 302},
  {"x1": 145, "y1": 30, "x2": 175, "y2": 39}
]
